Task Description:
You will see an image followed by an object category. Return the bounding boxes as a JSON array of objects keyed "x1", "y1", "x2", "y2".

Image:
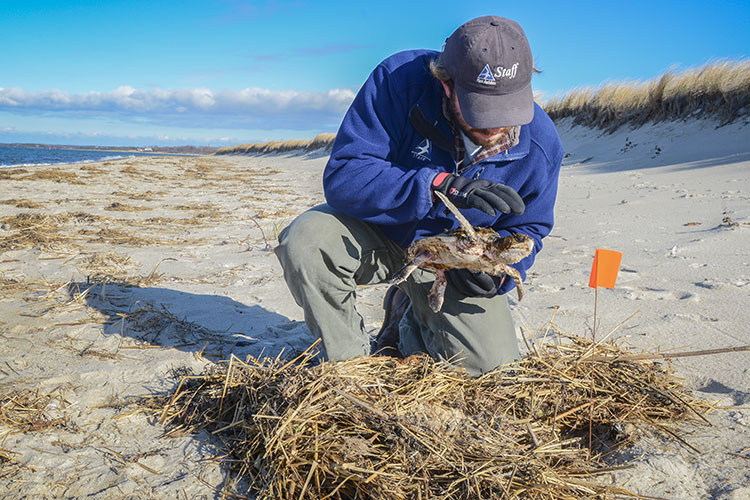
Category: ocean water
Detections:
[{"x1": 0, "y1": 145, "x2": 179, "y2": 168}]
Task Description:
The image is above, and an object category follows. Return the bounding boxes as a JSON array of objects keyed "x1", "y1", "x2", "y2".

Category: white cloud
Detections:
[{"x1": 0, "y1": 85, "x2": 357, "y2": 130}]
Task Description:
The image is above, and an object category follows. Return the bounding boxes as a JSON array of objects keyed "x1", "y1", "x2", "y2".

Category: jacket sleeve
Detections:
[
  {"x1": 323, "y1": 61, "x2": 441, "y2": 225},
  {"x1": 493, "y1": 146, "x2": 563, "y2": 296}
]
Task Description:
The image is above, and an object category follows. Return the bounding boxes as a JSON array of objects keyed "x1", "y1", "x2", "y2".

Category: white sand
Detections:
[{"x1": 0, "y1": 118, "x2": 748, "y2": 499}]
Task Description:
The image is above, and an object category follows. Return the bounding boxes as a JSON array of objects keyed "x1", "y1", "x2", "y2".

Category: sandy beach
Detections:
[{"x1": 1, "y1": 117, "x2": 749, "y2": 499}]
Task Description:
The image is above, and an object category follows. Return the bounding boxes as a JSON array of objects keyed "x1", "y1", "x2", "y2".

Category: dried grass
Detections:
[
  {"x1": 0, "y1": 169, "x2": 27, "y2": 180},
  {"x1": 71, "y1": 255, "x2": 172, "y2": 290},
  {"x1": 254, "y1": 207, "x2": 301, "y2": 219},
  {"x1": 0, "y1": 199, "x2": 44, "y2": 209},
  {"x1": 215, "y1": 133, "x2": 337, "y2": 156},
  {"x1": 0, "y1": 213, "x2": 71, "y2": 250},
  {"x1": 120, "y1": 165, "x2": 168, "y2": 180},
  {"x1": 104, "y1": 202, "x2": 151, "y2": 212},
  {"x1": 0, "y1": 386, "x2": 71, "y2": 478},
  {"x1": 1, "y1": 211, "x2": 169, "y2": 250},
  {"x1": 81, "y1": 251, "x2": 135, "y2": 273},
  {"x1": 544, "y1": 59, "x2": 750, "y2": 131},
  {"x1": 0, "y1": 387, "x2": 70, "y2": 435},
  {"x1": 109, "y1": 190, "x2": 167, "y2": 201},
  {"x1": 166, "y1": 203, "x2": 227, "y2": 225},
  {"x1": 121, "y1": 302, "x2": 227, "y2": 345},
  {"x1": 77, "y1": 252, "x2": 152, "y2": 286},
  {"x1": 19, "y1": 169, "x2": 85, "y2": 184},
  {"x1": 0, "y1": 448, "x2": 28, "y2": 479},
  {"x1": 0, "y1": 276, "x2": 65, "y2": 296},
  {"x1": 148, "y1": 335, "x2": 712, "y2": 499},
  {"x1": 172, "y1": 202, "x2": 222, "y2": 212},
  {"x1": 82, "y1": 227, "x2": 171, "y2": 247},
  {"x1": 78, "y1": 164, "x2": 108, "y2": 176}
]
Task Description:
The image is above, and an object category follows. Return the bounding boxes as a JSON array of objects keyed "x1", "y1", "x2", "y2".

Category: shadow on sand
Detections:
[{"x1": 67, "y1": 279, "x2": 315, "y2": 362}]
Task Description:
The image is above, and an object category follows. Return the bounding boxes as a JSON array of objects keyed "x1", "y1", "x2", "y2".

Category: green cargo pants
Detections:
[{"x1": 274, "y1": 204, "x2": 520, "y2": 376}]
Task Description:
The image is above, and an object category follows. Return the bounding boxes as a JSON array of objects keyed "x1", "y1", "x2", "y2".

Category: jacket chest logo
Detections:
[{"x1": 410, "y1": 138, "x2": 431, "y2": 162}]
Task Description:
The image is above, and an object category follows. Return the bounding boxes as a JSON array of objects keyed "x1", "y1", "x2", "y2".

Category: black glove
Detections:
[
  {"x1": 446, "y1": 269, "x2": 506, "y2": 298},
  {"x1": 431, "y1": 173, "x2": 525, "y2": 216}
]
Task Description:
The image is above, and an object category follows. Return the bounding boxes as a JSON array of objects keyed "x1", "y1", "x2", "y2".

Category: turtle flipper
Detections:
[
  {"x1": 428, "y1": 270, "x2": 447, "y2": 312},
  {"x1": 390, "y1": 251, "x2": 433, "y2": 284},
  {"x1": 495, "y1": 265, "x2": 525, "y2": 301}
]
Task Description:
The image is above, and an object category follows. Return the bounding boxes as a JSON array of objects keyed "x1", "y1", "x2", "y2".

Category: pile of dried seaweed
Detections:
[{"x1": 149, "y1": 335, "x2": 712, "y2": 499}]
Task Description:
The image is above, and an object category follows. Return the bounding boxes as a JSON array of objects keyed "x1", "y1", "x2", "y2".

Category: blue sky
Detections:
[{"x1": 1, "y1": 0, "x2": 748, "y2": 147}]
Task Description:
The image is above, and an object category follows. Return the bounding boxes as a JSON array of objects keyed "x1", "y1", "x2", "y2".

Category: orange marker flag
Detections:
[{"x1": 588, "y1": 249, "x2": 622, "y2": 289}]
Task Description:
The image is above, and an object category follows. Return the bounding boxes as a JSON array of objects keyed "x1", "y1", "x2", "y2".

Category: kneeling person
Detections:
[{"x1": 275, "y1": 15, "x2": 563, "y2": 376}]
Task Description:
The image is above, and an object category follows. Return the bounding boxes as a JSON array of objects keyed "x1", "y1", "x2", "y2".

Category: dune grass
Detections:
[
  {"x1": 543, "y1": 59, "x2": 750, "y2": 131},
  {"x1": 214, "y1": 132, "x2": 336, "y2": 156}
]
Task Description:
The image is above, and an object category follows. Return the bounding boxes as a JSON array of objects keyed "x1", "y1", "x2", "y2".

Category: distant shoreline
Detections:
[
  {"x1": 0, "y1": 144, "x2": 201, "y2": 169},
  {"x1": 0, "y1": 142, "x2": 216, "y2": 155}
]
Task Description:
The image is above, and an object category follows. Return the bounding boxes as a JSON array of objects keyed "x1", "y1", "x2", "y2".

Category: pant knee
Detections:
[{"x1": 275, "y1": 207, "x2": 351, "y2": 276}]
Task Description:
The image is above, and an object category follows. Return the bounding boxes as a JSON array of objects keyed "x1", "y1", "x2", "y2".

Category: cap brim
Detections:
[{"x1": 454, "y1": 81, "x2": 534, "y2": 129}]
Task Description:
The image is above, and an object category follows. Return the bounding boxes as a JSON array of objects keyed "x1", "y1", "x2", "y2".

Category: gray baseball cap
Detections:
[{"x1": 442, "y1": 16, "x2": 534, "y2": 128}]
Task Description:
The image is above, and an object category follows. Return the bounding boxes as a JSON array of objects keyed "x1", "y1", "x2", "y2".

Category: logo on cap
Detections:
[{"x1": 476, "y1": 64, "x2": 497, "y2": 86}]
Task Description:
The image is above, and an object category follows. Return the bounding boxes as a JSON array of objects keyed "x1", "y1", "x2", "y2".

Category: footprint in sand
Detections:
[
  {"x1": 694, "y1": 377, "x2": 750, "y2": 406},
  {"x1": 622, "y1": 286, "x2": 698, "y2": 301},
  {"x1": 617, "y1": 266, "x2": 639, "y2": 283},
  {"x1": 695, "y1": 279, "x2": 720, "y2": 290},
  {"x1": 696, "y1": 278, "x2": 749, "y2": 290}
]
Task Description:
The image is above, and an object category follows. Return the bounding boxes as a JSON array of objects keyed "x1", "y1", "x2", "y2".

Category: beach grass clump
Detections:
[
  {"x1": 148, "y1": 335, "x2": 712, "y2": 499},
  {"x1": 214, "y1": 132, "x2": 337, "y2": 156},
  {"x1": 544, "y1": 59, "x2": 750, "y2": 131}
]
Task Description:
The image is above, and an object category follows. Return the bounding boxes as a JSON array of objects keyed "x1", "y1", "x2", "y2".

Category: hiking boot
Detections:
[{"x1": 372, "y1": 286, "x2": 410, "y2": 358}]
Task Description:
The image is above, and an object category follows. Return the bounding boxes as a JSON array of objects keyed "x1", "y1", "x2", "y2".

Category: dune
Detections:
[{"x1": 0, "y1": 113, "x2": 749, "y2": 498}]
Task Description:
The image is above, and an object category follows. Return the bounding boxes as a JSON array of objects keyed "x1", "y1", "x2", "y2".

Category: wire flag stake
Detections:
[{"x1": 588, "y1": 248, "x2": 623, "y2": 341}]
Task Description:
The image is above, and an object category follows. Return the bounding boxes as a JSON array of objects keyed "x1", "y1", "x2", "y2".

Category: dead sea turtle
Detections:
[{"x1": 390, "y1": 190, "x2": 533, "y2": 312}]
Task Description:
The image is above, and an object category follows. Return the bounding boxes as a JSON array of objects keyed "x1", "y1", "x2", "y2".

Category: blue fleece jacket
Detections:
[{"x1": 324, "y1": 49, "x2": 563, "y2": 296}]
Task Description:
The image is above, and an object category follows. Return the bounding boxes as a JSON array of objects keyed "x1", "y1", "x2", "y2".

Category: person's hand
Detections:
[
  {"x1": 446, "y1": 269, "x2": 505, "y2": 298},
  {"x1": 431, "y1": 173, "x2": 525, "y2": 216}
]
